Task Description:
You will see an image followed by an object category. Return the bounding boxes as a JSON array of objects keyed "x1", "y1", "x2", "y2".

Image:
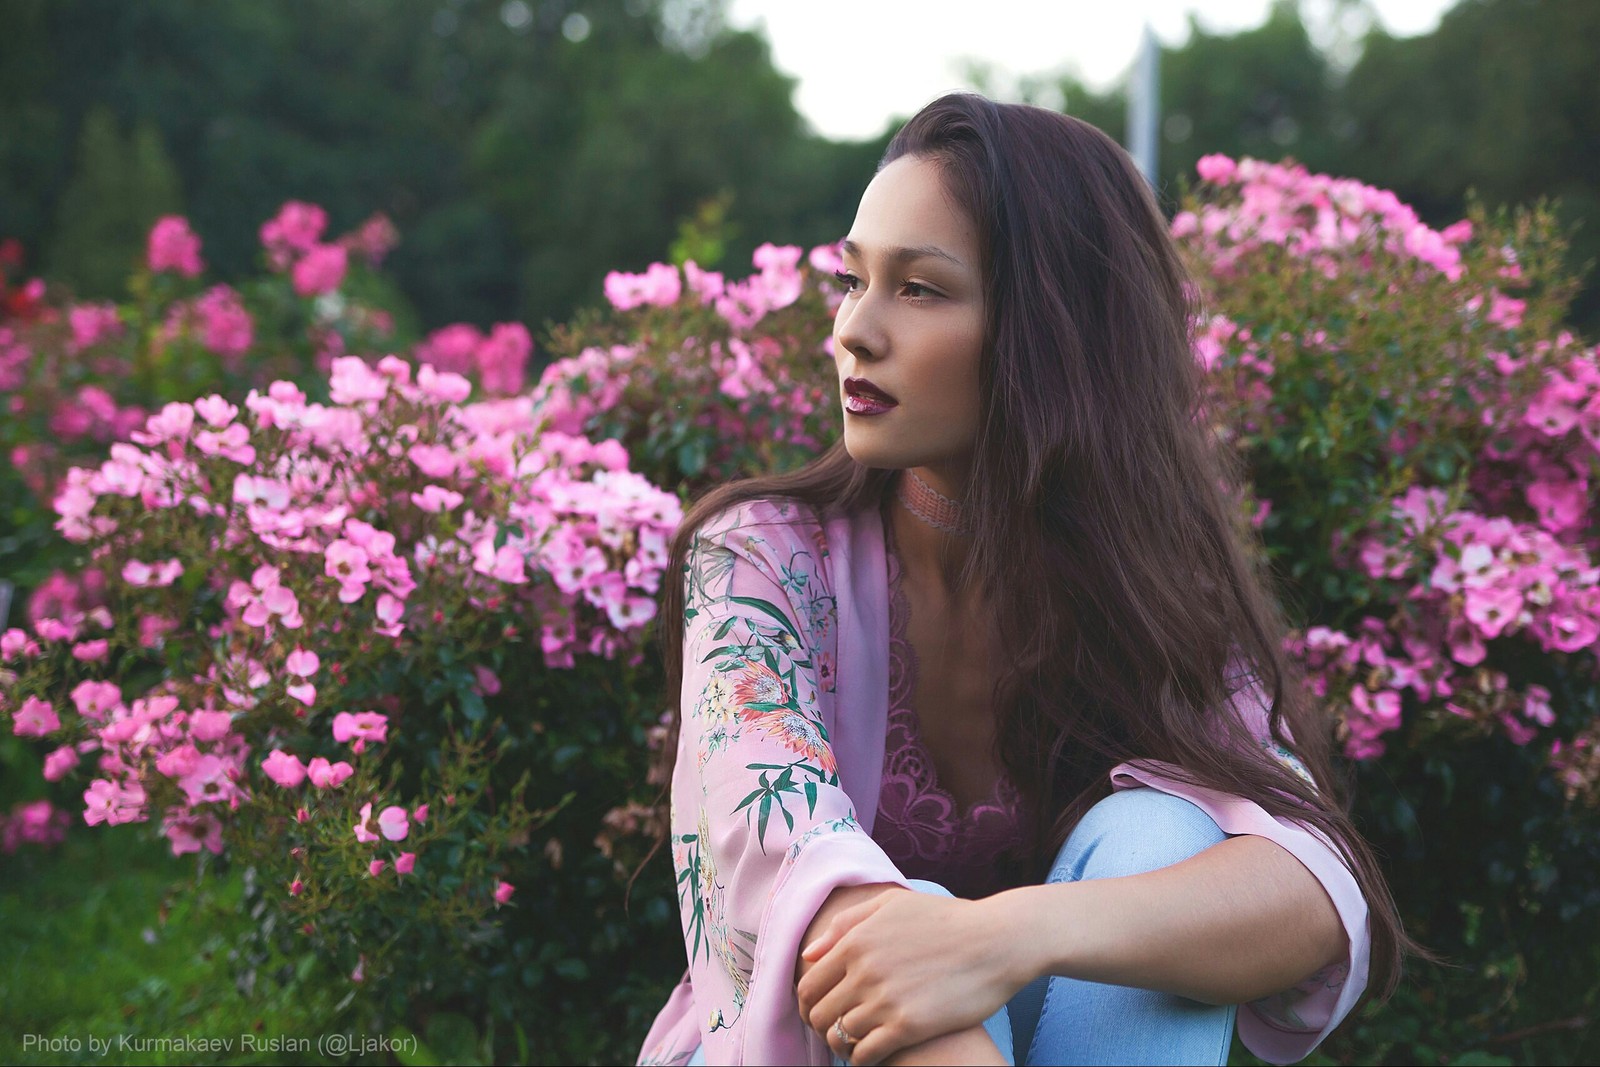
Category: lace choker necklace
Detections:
[{"x1": 895, "y1": 470, "x2": 974, "y2": 536}]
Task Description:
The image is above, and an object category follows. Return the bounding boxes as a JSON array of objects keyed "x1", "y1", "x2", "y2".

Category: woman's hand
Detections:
[{"x1": 796, "y1": 890, "x2": 1030, "y2": 1065}]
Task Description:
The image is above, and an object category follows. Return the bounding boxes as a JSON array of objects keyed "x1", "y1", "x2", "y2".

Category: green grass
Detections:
[{"x1": 0, "y1": 826, "x2": 376, "y2": 1065}]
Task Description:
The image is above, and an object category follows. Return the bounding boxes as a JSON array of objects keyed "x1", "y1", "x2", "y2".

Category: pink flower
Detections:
[
  {"x1": 412, "y1": 804, "x2": 429, "y2": 824},
  {"x1": 194, "y1": 286, "x2": 253, "y2": 362},
  {"x1": 493, "y1": 880, "x2": 515, "y2": 906},
  {"x1": 14, "y1": 696, "x2": 60, "y2": 737},
  {"x1": 83, "y1": 778, "x2": 147, "y2": 827},
  {"x1": 122, "y1": 558, "x2": 185, "y2": 588},
  {"x1": 410, "y1": 486, "x2": 464, "y2": 513},
  {"x1": 70, "y1": 640, "x2": 109, "y2": 663},
  {"x1": 260, "y1": 201, "x2": 328, "y2": 266},
  {"x1": 285, "y1": 647, "x2": 320, "y2": 677},
  {"x1": 287, "y1": 682, "x2": 316, "y2": 706},
  {"x1": 138, "y1": 614, "x2": 178, "y2": 649},
  {"x1": 2, "y1": 628, "x2": 38, "y2": 661},
  {"x1": 473, "y1": 665, "x2": 502, "y2": 696},
  {"x1": 70, "y1": 680, "x2": 122, "y2": 721},
  {"x1": 332, "y1": 711, "x2": 388, "y2": 753},
  {"x1": 1196, "y1": 154, "x2": 1238, "y2": 184},
  {"x1": 368, "y1": 859, "x2": 387, "y2": 877},
  {"x1": 604, "y1": 263, "x2": 681, "y2": 310},
  {"x1": 156, "y1": 744, "x2": 201, "y2": 780},
  {"x1": 296, "y1": 807, "x2": 311, "y2": 823},
  {"x1": 477, "y1": 322, "x2": 532, "y2": 395},
  {"x1": 163, "y1": 810, "x2": 223, "y2": 856},
  {"x1": 1464, "y1": 586, "x2": 1524, "y2": 638},
  {"x1": 306, "y1": 756, "x2": 354, "y2": 789},
  {"x1": 373, "y1": 593, "x2": 406, "y2": 638},
  {"x1": 353, "y1": 801, "x2": 379, "y2": 843},
  {"x1": 262, "y1": 750, "x2": 307, "y2": 788},
  {"x1": 377, "y1": 805, "x2": 409, "y2": 841},
  {"x1": 68, "y1": 302, "x2": 123, "y2": 352},
  {"x1": 395, "y1": 851, "x2": 416, "y2": 875},
  {"x1": 291, "y1": 244, "x2": 348, "y2": 297},
  {"x1": 147, "y1": 216, "x2": 203, "y2": 277},
  {"x1": 289, "y1": 878, "x2": 305, "y2": 896},
  {"x1": 187, "y1": 709, "x2": 233, "y2": 741},
  {"x1": 43, "y1": 745, "x2": 80, "y2": 781},
  {"x1": 325, "y1": 540, "x2": 372, "y2": 602},
  {"x1": 417, "y1": 364, "x2": 472, "y2": 403}
]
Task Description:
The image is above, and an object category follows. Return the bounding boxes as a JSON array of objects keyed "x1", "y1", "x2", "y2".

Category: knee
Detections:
[{"x1": 1048, "y1": 788, "x2": 1227, "y2": 884}]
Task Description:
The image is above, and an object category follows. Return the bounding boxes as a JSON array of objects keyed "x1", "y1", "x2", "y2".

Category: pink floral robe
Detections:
[{"x1": 638, "y1": 497, "x2": 1371, "y2": 1066}]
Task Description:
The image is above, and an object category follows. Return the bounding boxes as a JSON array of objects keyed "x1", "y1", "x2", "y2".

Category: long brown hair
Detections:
[{"x1": 651, "y1": 92, "x2": 1410, "y2": 998}]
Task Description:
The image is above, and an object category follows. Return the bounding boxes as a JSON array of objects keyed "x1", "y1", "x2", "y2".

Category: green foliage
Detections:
[
  {"x1": 45, "y1": 107, "x2": 183, "y2": 300},
  {"x1": 0, "y1": 829, "x2": 368, "y2": 1065}
]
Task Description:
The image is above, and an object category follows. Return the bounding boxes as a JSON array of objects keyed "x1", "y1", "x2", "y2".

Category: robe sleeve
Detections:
[
  {"x1": 652, "y1": 500, "x2": 909, "y2": 1066},
  {"x1": 1108, "y1": 673, "x2": 1372, "y2": 1066}
]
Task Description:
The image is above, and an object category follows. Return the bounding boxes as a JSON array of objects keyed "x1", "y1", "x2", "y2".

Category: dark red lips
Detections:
[{"x1": 844, "y1": 377, "x2": 898, "y2": 404}]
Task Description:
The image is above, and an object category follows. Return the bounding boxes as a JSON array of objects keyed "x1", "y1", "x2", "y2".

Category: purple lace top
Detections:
[{"x1": 870, "y1": 517, "x2": 1029, "y2": 899}]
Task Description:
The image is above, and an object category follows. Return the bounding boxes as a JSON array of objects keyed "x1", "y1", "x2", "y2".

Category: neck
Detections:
[{"x1": 888, "y1": 467, "x2": 981, "y2": 607}]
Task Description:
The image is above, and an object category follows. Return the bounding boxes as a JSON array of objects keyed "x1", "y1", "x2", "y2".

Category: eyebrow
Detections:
[{"x1": 839, "y1": 239, "x2": 966, "y2": 269}]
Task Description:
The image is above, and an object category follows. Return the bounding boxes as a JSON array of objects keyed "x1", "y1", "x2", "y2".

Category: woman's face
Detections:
[{"x1": 832, "y1": 155, "x2": 985, "y2": 487}]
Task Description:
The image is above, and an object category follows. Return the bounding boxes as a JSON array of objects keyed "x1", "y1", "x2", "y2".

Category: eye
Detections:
[
  {"x1": 902, "y1": 281, "x2": 936, "y2": 300},
  {"x1": 831, "y1": 269, "x2": 862, "y2": 294}
]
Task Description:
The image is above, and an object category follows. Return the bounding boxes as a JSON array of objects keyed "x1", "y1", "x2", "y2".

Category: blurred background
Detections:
[{"x1": 3, "y1": 0, "x2": 1595, "y2": 341}]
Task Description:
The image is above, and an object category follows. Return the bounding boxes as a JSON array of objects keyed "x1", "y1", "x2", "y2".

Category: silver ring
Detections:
[{"x1": 833, "y1": 1017, "x2": 858, "y2": 1048}]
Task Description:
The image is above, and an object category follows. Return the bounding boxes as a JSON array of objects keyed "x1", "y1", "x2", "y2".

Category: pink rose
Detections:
[
  {"x1": 306, "y1": 757, "x2": 354, "y2": 789},
  {"x1": 13, "y1": 696, "x2": 60, "y2": 737},
  {"x1": 147, "y1": 216, "x2": 203, "y2": 277},
  {"x1": 291, "y1": 244, "x2": 348, "y2": 297},
  {"x1": 43, "y1": 745, "x2": 80, "y2": 781},
  {"x1": 262, "y1": 750, "x2": 307, "y2": 789},
  {"x1": 331, "y1": 711, "x2": 388, "y2": 753},
  {"x1": 493, "y1": 880, "x2": 515, "y2": 906},
  {"x1": 353, "y1": 801, "x2": 379, "y2": 843},
  {"x1": 285, "y1": 647, "x2": 320, "y2": 677},
  {"x1": 395, "y1": 852, "x2": 416, "y2": 875},
  {"x1": 377, "y1": 805, "x2": 409, "y2": 841},
  {"x1": 1195, "y1": 154, "x2": 1238, "y2": 185}
]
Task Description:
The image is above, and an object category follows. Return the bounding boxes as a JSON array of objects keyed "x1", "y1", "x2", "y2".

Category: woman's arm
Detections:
[
  {"x1": 1001, "y1": 834, "x2": 1346, "y2": 1004},
  {"x1": 798, "y1": 835, "x2": 1346, "y2": 1064}
]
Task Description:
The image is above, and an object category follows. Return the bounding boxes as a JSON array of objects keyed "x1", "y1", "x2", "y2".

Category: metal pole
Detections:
[{"x1": 1126, "y1": 24, "x2": 1160, "y2": 187}]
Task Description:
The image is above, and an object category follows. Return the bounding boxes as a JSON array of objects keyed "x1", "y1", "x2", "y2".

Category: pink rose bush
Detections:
[
  {"x1": 1, "y1": 307, "x2": 680, "y2": 999},
  {"x1": 536, "y1": 241, "x2": 846, "y2": 499},
  {"x1": 1176, "y1": 157, "x2": 1599, "y2": 1052},
  {"x1": 1180, "y1": 158, "x2": 1598, "y2": 781}
]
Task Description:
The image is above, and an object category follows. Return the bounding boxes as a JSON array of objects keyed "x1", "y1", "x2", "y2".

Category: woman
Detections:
[{"x1": 638, "y1": 93, "x2": 1408, "y2": 1066}]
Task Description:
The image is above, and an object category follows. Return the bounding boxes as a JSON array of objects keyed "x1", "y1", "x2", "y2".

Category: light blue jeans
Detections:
[{"x1": 689, "y1": 788, "x2": 1236, "y2": 1066}]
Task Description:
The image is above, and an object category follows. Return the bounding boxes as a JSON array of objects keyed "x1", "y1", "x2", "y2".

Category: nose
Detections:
[{"x1": 833, "y1": 287, "x2": 885, "y2": 364}]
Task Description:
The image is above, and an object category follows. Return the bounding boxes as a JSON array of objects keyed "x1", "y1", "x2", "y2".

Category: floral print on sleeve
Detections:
[{"x1": 668, "y1": 499, "x2": 865, "y2": 1053}]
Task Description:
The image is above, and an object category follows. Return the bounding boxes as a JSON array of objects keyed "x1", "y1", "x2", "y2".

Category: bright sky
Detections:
[{"x1": 726, "y1": 0, "x2": 1462, "y2": 141}]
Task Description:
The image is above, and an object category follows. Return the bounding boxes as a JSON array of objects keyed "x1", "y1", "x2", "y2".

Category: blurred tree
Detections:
[
  {"x1": 46, "y1": 107, "x2": 184, "y2": 298},
  {"x1": 1155, "y1": 0, "x2": 1340, "y2": 201},
  {"x1": 1033, "y1": 0, "x2": 1597, "y2": 328},
  {"x1": 1341, "y1": 0, "x2": 1600, "y2": 326},
  {"x1": 0, "y1": 0, "x2": 880, "y2": 334}
]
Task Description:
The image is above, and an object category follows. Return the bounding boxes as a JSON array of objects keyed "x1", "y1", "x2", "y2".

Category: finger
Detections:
[
  {"x1": 823, "y1": 1009, "x2": 879, "y2": 1066},
  {"x1": 809, "y1": 979, "x2": 880, "y2": 1046},
  {"x1": 803, "y1": 898, "x2": 878, "y2": 961},
  {"x1": 849, "y1": 1025, "x2": 904, "y2": 1067},
  {"x1": 796, "y1": 948, "x2": 848, "y2": 1020}
]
